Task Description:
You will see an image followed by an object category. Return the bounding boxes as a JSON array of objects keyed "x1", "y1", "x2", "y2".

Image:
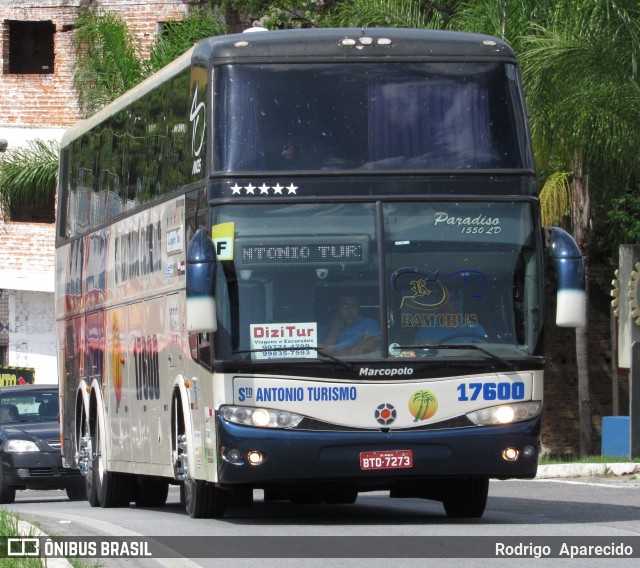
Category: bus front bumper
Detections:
[{"x1": 216, "y1": 416, "x2": 540, "y2": 488}]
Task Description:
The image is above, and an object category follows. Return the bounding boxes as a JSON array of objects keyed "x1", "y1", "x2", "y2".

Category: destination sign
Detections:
[{"x1": 236, "y1": 237, "x2": 369, "y2": 267}]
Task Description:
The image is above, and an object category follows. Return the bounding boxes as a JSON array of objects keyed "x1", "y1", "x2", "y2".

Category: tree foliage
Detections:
[
  {"x1": 325, "y1": 0, "x2": 444, "y2": 28},
  {"x1": 0, "y1": 140, "x2": 59, "y2": 221},
  {"x1": 73, "y1": 10, "x2": 145, "y2": 117},
  {"x1": 146, "y1": 7, "x2": 227, "y2": 73}
]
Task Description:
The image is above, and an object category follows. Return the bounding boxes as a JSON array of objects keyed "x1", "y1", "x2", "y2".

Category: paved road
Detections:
[{"x1": 3, "y1": 471, "x2": 639, "y2": 567}]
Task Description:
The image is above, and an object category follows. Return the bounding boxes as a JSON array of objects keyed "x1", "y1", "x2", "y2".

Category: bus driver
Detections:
[{"x1": 321, "y1": 294, "x2": 380, "y2": 356}]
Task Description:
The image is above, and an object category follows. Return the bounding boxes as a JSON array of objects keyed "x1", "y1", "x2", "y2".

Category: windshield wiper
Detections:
[
  {"x1": 233, "y1": 346, "x2": 355, "y2": 372},
  {"x1": 394, "y1": 343, "x2": 516, "y2": 371}
]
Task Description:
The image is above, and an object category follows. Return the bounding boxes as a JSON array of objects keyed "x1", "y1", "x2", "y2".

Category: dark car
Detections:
[{"x1": 0, "y1": 384, "x2": 85, "y2": 503}]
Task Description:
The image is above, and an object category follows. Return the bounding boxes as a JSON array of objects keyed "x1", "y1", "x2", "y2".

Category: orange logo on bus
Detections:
[{"x1": 408, "y1": 390, "x2": 438, "y2": 422}]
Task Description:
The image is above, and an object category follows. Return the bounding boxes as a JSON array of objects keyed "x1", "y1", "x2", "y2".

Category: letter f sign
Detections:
[{"x1": 212, "y1": 223, "x2": 234, "y2": 261}]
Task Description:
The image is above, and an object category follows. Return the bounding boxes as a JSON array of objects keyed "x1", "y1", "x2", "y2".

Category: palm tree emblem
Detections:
[{"x1": 409, "y1": 390, "x2": 438, "y2": 422}]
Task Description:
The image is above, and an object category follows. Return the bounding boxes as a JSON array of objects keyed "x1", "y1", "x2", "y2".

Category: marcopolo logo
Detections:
[{"x1": 359, "y1": 367, "x2": 414, "y2": 377}]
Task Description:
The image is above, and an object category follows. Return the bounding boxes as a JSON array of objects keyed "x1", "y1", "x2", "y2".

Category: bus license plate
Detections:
[{"x1": 360, "y1": 450, "x2": 413, "y2": 471}]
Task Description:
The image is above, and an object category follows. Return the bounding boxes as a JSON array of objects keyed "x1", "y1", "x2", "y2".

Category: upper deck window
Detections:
[{"x1": 214, "y1": 62, "x2": 533, "y2": 173}]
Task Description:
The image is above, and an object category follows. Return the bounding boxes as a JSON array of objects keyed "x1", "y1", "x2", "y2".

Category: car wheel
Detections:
[
  {"x1": 0, "y1": 470, "x2": 16, "y2": 504},
  {"x1": 66, "y1": 485, "x2": 87, "y2": 501}
]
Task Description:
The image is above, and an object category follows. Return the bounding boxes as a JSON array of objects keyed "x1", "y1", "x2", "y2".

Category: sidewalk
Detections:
[
  {"x1": 16, "y1": 519, "x2": 72, "y2": 568},
  {"x1": 536, "y1": 461, "x2": 640, "y2": 478}
]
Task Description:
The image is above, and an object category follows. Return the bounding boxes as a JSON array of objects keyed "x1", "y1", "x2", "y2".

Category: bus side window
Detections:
[
  {"x1": 189, "y1": 333, "x2": 198, "y2": 363},
  {"x1": 190, "y1": 333, "x2": 212, "y2": 369}
]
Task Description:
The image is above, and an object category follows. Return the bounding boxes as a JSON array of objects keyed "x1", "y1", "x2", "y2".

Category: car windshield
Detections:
[{"x1": 0, "y1": 390, "x2": 59, "y2": 423}]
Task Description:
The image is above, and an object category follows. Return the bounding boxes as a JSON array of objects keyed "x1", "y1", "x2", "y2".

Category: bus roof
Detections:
[{"x1": 192, "y1": 27, "x2": 517, "y2": 65}]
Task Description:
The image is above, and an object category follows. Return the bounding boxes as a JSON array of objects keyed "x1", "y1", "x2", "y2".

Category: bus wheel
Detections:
[
  {"x1": 79, "y1": 419, "x2": 99, "y2": 507},
  {"x1": 92, "y1": 422, "x2": 132, "y2": 508},
  {"x1": 184, "y1": 479, "x2": 228, "y2": 519},
  {"x1": 135, "y1": 476, "x2": 169, "y2": 507},
  {"x1": 324, "y1": 488, "x2": 358, "y2": 504},
  {"x1": 442, "y1": 478, "x2": 489, "y2": 518}
]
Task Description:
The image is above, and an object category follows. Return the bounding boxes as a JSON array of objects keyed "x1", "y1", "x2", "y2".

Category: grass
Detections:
[
  {"x1": 0, "y1": 508, "x2": 100, "y2": 568},
  {"x1": 0, "y1": 509, "x2": 42, "y2": 567},
  {"x1": 539, "y1": 455, "x2": 640, "y2": 465}
]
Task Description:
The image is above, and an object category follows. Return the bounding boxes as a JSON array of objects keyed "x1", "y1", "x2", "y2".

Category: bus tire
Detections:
[
  {"x1": 442, "y1": 478, "x2": 489, "y2": 518},
  {"x1": 82, "y1": 418, "x2": 100, "y2": 507},
  {"x1": 184, "y1": 479, "x2": 227, "y2": 518},
  {"x1": 135, "y1": 476, "x2": 169, "y2": 507},
  {"x1": 92, "y1": 424, "x2": 132, "y2": 508},
  {"x1": 324, "y1": 488, "x2": 358, "y2": 504}
]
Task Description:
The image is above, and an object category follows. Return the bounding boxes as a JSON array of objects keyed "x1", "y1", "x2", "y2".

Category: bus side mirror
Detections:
[
  {"x1": 544, "y1": 227, "x2": 586, "y2": 328},
  {"x1": 186, "y1": 229, "x2": 217, "y2": 333}
]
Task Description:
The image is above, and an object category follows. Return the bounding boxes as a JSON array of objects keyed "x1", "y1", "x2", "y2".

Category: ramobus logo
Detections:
[{"x1": 359, "y1": 367, "x2": 414, "y2": 377}]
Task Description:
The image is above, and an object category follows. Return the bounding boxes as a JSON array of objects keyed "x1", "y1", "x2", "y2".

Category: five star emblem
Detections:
[{"x1": 228, "y1": 182, "x2": 301, "y2": 196}]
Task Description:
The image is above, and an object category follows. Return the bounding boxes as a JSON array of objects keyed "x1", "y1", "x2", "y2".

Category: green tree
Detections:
[
  {"x1": 146, "y1": 7, "x2": 227, "y2": 73},
  {"x1": 447, "y1": 0, "x2": 640, "y2": 458},
  {"x1": 0, "y1": 140, "x2": 59, "y2": 222},
  {"x1": 73, "y1": 10, "x2": 145, "y2": 117},
  {"x1": 323, "y1": 0, "x2": 446, "y2": 28},
  {"x1": 520, "y1": 0, "x2": 640, "y2": 456}
]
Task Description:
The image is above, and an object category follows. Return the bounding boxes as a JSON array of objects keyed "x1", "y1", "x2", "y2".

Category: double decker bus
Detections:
[{"x1": 55, "y1": 28, "x2": 585, "y2": 518}]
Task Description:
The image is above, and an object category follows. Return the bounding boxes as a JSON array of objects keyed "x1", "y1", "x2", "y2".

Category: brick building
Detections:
[{"x1": 0, "y1": 0, "x2": 189, "y2": 380}]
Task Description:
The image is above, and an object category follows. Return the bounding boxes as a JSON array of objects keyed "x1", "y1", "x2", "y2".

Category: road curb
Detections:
[
  {"x1": 536, "y1": 462, "x2": 640, "y2": 479},
  {"x1": 16, "y1": 519, "x2": 72, "y2": 568}
]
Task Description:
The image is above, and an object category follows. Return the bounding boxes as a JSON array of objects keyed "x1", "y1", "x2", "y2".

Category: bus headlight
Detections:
[
  {"x1": 467, "y1": 401, "x2": 542, "y2": 426},
  {"x1": 221, "y1": 406, "x2": 304, "y2": 428}
]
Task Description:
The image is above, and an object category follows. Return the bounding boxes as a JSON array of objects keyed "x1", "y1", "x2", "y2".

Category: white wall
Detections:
[{"x1": 8, "y1": 289, "x2": 57, "y2": 384}]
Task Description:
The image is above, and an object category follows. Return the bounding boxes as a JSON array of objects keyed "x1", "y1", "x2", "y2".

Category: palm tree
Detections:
[
  {"x1": 521, "y1": 0, "x2": 640, "y2": 456},
  {"x1": 323, "y1": 0, "x2": 445, "y2": 28},
  {"x1": 73, "y1": 10, "x2": 145, "y2": 117},
  {"x1": 145, "y1": 7, "x2": 227, "y2": 74},
  {"x1": 0, "y1": 140, "x2": 59, "y2": 222},
  {"x1": 74, "y1": 7, "x2": 227, "y2": 115},
  {"x1": 449, "y1": 0, "x2": 640, "y2": 458}
]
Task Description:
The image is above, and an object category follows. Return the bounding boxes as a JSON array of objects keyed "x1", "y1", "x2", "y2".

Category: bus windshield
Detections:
[
  {"x1": 211, "y1": 201, "x2": 543, "y2": 362},
  {"x1": 214, "y1": 62, "x2": 533, "y2": 172}
]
